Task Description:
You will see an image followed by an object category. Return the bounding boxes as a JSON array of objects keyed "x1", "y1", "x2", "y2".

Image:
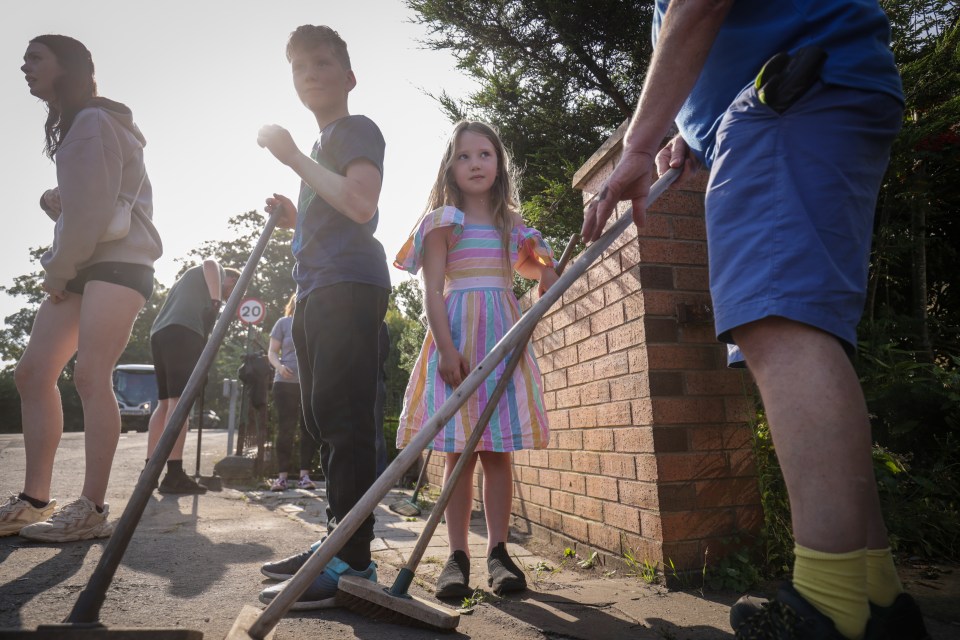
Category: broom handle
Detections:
[
  {"x1": 396, "y1": 232, "x2": 580, "y2": 584},
  {"x1": 248, "y1": 169, "x2": 679, "y2": 639},
  {"x1": 68, "y1": 210, "x2": 281, "y2": 624},
  {"x1": 409, "y1": 449, "x2": 433, "y2": 501},
  {"x1": 195, "y1": 381, "x2": 205, "y2": 478}
]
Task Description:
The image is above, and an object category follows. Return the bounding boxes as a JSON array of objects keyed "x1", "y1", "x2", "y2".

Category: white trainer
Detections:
[
  {"x1": 18, "y1": 496, "x2": 112, "y2": 542},
  {"x1": 0, "y1": 494, "x2": 57, "y2": 537}
]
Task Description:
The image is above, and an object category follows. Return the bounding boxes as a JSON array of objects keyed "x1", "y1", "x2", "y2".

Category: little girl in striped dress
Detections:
[{"x1": 394, "y1": 121, "x2": 558, "y2": 598}]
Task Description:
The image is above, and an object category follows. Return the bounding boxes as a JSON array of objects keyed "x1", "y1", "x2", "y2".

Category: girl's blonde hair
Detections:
[
  {"x1": 284, "y1": 293, "x2": 296, "y2": 317},
  {"x1": 424, "y1": 121, "x2": 521, "y2": 267}
]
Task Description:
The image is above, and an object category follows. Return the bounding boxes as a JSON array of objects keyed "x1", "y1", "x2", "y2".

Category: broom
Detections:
[
  {"x1": 336, "y1": 231, "x2": 583, "y2": 630},
  {"x1": 229, "y1": 169, "x2": 680, "y2": 640},
  {"x1": 388, "y1": 449, "x2": 433, "y2": 517}
]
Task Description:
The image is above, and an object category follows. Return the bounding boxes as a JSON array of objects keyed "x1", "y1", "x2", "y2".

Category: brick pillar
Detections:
[{"x1": 508, "y1": 122, "x2": 762, "y2": 573}]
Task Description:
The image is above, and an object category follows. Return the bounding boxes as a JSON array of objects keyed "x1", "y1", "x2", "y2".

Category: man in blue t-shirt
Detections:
[
  {"x1": 255, "y1": 24, "x2": 390, "y2": 610},
  {"x1": 582, "y1": 3, "x2": 926, "y2": 639}
]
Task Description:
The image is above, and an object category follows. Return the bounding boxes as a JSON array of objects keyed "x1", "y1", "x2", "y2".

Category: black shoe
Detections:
[
  {"x1": 730, "y1": 593, "x2": 772, "y2": 631},
  {"x1": 732, "y1": 583, "x2": 856, "y2": 639},
  {"x1": 435, "y1": 550, "x2": 473, "y2": 599},
  {"x1": 487, "y1": 542, "x2": 526, "y2": 595},
  {"x1": 868, "y1": 593, "x2": 931, "y2": 640},
  {"x1": 261, "y1": 547, "x2": 314, "y2": 580},
  {"x1": 157, "y1": 470, "x2": 208, "y2": 495},
  {"x1": 731, "y1": 588, "x2": 931, "y2": 640}
]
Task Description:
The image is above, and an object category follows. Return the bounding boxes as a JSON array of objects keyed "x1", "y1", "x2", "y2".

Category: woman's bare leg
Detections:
[
  {"x1": 15, "y1": 296, "x2": 82, "y2": 502},
  {"x1": 74, "y1": 281, "x2": 145, "y2": 506}
]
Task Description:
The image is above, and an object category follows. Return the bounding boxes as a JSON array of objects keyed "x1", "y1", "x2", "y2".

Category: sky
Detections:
[{"x1": 1, "y1": 0, "x2": 477, "y2": 322}]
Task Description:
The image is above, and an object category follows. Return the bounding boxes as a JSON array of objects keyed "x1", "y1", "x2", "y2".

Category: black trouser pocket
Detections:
[{"x1": 755, "y1": 46, "x2": 828, "y2": 113}]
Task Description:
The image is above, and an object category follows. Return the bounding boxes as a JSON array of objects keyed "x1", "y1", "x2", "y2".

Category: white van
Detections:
[{"x1": 113, "y1": 364, "x2": 158, "y2": 432}]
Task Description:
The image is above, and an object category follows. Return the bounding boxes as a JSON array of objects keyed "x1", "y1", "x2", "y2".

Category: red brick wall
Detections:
[{"x1": 422, "y1": 125, "x2": 761, "y2": 573}]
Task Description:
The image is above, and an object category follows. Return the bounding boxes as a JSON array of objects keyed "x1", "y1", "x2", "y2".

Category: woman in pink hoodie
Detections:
[{"x1": 0, "y1": 35, "x2": 163, "y2": 543}]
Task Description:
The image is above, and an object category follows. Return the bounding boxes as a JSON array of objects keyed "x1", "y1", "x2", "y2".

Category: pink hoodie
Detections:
[{"x1": 40, "y1": 98, "x2": 163, "y2": 292}]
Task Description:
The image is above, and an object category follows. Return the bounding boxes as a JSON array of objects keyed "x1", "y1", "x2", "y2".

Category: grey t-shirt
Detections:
[
  {"x1": 269, "y1": 315, "x2": 299, "y2": 384},
  {"x1": 291, "y1": 115, "x2": 390, "y2": 299},
  {"x1": 151, "y1": 264, "x2": 220, "y2": 337}
]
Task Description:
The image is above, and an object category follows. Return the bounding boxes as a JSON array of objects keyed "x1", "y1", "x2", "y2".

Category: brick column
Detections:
[{"x1": 507, "y1": 122, "x2": 762, "y2": 574}]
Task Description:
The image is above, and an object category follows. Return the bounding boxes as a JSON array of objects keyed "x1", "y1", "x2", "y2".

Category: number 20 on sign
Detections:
[{"x1": 238, "y1": 298, "x2": 265, "y2": 324}]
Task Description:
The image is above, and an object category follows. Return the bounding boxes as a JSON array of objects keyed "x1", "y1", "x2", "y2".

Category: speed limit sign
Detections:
[{"x1": 238, "y1": 298, "x2": 265, "y2": 324}]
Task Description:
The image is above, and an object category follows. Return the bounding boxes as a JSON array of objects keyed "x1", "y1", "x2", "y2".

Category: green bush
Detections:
[{"x1": 750, "y1": 348, "x2": 960, "y2": 578}]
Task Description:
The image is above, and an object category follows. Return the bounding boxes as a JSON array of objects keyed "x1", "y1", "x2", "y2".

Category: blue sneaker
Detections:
[{"x1": 258, "y1": 556, "x2": 377, "y2": 611}]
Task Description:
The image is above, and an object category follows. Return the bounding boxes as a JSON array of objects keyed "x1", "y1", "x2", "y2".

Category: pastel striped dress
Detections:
[{"x1": 394, "y1": 206, "x2": 554, "y2": 453}]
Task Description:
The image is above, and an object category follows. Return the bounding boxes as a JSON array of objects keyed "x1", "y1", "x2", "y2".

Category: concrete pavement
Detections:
[{"x1": 1, "y1": 431, "x2": 957, "y2": 639}]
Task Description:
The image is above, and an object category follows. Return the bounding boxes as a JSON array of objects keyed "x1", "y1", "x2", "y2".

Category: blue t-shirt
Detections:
[
  {"x1": 292, "y1": 115, "x2": 391, "y2": 299},
  {"x1": 653, "y1": 0, "x2": 904, "y2": 166},
  {"x1": 269, "y1": 315, "x2": 299, "y2": 384}
]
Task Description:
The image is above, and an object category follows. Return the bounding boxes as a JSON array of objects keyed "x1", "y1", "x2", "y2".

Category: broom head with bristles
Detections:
[
  {"x1": 336, "y1": 575, "x2": 459, "y2": 632},
  {"x1": 388, "y1": 497, "x2": 421, "y2": 517}
]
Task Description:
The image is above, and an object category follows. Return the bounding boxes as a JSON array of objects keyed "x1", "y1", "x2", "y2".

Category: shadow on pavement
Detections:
[
  {"x1": 495, "y1": 588, "x2": 733, "y2": 640},
  {"x1": 118, "y1": 492, "x2": 273, "y2": 599},
  {"x1": 0, "y1": 537, "x2": 93, "y2": 630}
]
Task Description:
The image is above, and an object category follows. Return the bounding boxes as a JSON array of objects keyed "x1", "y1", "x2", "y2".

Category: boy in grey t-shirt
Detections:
[{"x1": 255, "y1": 25, "x2": 389, "y2": 609}]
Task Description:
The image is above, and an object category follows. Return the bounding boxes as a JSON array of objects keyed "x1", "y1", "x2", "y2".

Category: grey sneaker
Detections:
[
  {"x1": 258, "y1": 557, "x2": 377, "y2": 610},
  {"x1": 18, "y1": 496, "x2": 112, "y2": 542},
  {"x1": 0, "y1": 495, "x2": 57, "y2": 537},
  {"x1": 260, "y1": 547, "x2": 315, "y2": 580}
]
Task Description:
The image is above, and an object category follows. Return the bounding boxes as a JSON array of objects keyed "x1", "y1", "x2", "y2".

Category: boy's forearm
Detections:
[{"x1": 288, "y1": 153, "x2": 379, "y2": 224}]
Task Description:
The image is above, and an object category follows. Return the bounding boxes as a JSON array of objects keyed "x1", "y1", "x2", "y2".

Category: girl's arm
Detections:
[
  {"x1": 513, "y1": 215, "x2": 560, "y2": 294},
  {"x1": 515, "y1": 256, "x2": 559, "y2": 296},
  {"x1": 514, "y1": 253, "x2": 548, "y2": 281},
  {"x1": 423, "y1": 228, "x2": 470, "y2": 387},
  {"x1": 267, "y1": 337, "x2": 292, "y2": 380}
]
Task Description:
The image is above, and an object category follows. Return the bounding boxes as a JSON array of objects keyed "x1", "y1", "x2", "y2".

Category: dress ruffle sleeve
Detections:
[
  {"x1": 394, "y1": 206, "x2": 465, "y2": 275},
  {"x1": 513, "y1": 224, "x2": 558, "y2": 270}
]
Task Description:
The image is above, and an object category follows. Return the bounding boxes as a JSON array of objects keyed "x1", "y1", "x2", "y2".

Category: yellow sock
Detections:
[
  {"x1": 792, "y1": 544, "x2": 869, "y2": 640},
  {"x1": 866, "y1": 547, "x2": 903, "y2": 607}
]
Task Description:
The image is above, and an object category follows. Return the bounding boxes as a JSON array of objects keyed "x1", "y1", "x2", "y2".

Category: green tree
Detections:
[
  {"x1": 0, "y1": 247, "x2": 49, "y2": 366},
  {"x1": 174, "y1": 210, "x2": 297, "y2": 422},
  {"x1": 391, "y1": 277, "x2": 427, "y2": 377},
  {"x1": 867, "y1": 2, "x2": 960, "y2": 363},
  {"x1": 408, "y1": 0, "x2": 653, "y2": 247}
]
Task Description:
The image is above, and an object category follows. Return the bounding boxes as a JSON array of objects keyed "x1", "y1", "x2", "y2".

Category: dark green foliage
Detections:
[
  {"x1": 750, "y1": 409, "x2": 794, "y2": 578},
  {"x1": 867, "y1": 3, "x2": 960, "y2": 362},
  {"x1": 703, "y1": 541, "x2": 763, "y2": 592},
  {"x1": 391, "y1": 278, "x2": 427, "y2": 378},
  {"x1": 751, "y1": 347, "x2": 960, "y2": 573},
  {"x1": 873, "y1": 442, "x2": 960, "y2": 558},
  {"x1": 859, "y1": 345, "x2": 960, "y2": 558}
]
